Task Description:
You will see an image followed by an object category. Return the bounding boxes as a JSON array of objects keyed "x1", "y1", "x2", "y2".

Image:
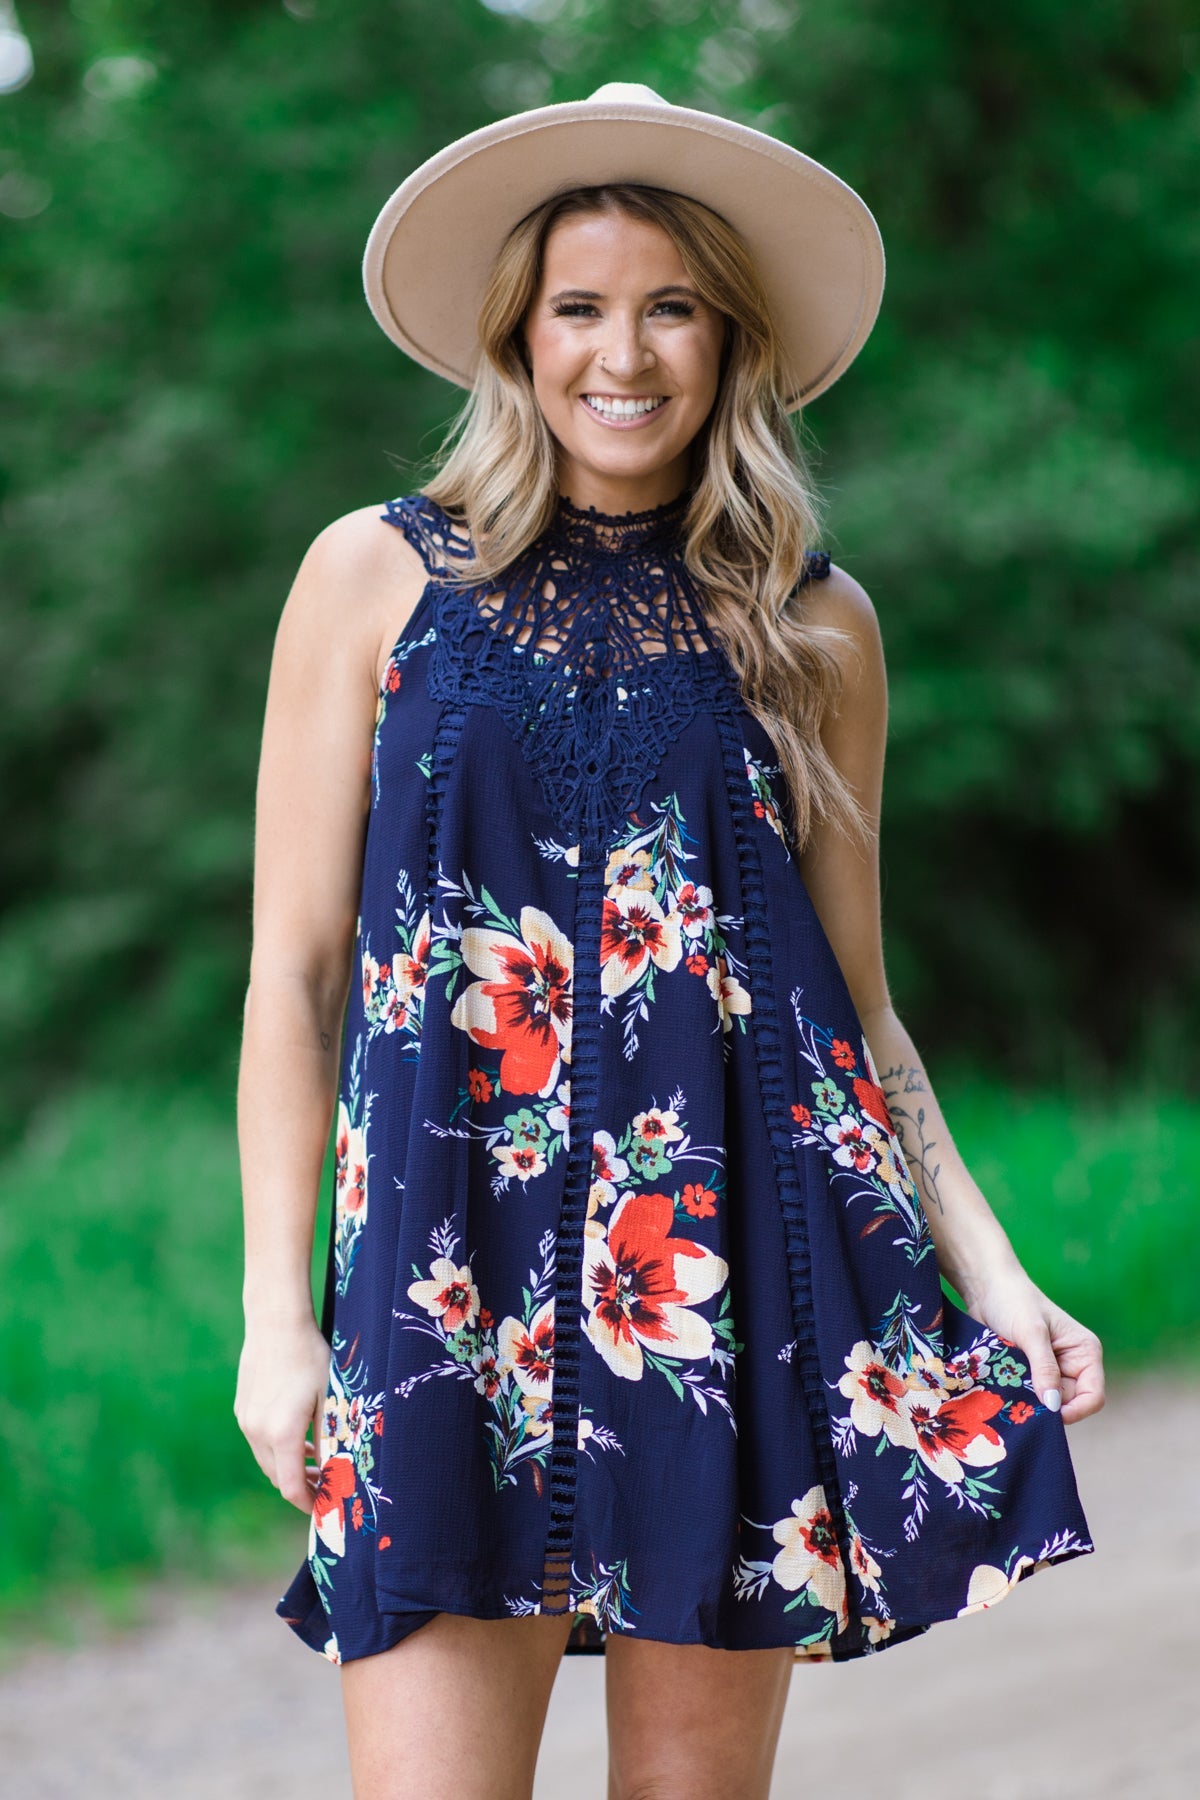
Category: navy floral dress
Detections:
[{"x1": 275, "y1": 489, "x2": 1094, "y2": 1667}]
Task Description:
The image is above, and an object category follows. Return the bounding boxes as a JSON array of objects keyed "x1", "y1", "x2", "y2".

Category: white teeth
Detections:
[{"x1": 582, "y1": 394, "x2": 667, "y2": 418}]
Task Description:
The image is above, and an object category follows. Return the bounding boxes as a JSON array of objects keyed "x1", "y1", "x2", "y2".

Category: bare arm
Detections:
[
  {"x1": 233, "y1": 503, "x2": 428, "y2": 1510},
  {"x1": 796, "y1": 565, "x2": 1105, "y2": 1424}
]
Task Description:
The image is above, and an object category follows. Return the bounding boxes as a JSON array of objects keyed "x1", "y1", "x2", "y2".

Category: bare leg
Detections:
[
  {"x1": 604, "y1": 1636, "x2": 795, "y2": 1800},
  {"x1": 340, "y1": 1609, "x2": 577, "y2": 1800}
]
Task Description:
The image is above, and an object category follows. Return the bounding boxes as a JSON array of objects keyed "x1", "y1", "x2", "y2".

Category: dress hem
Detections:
[{"x1": 276, "y1": 1535, "x2": 1094, "y2": 1666}]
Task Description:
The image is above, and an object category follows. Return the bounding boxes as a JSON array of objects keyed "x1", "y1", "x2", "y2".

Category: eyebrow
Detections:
[{"x1": 546, "y1": 284, "x2": 702, "y2": 302}]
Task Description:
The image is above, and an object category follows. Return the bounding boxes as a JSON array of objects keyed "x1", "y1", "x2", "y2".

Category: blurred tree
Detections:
[{"x1": 0, "y1": 0, "x2": 1197, "y2": 1139}]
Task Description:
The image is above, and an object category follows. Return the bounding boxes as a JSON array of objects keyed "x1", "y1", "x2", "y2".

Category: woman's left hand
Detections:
[{"x1": 958, "y1": 1267, "x2": 1106, "y2": 1425}]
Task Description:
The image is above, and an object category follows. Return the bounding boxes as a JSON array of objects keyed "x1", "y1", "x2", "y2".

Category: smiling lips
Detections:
[{"x1": 581, "y1": 393, "x2": 669, "y2": 423}]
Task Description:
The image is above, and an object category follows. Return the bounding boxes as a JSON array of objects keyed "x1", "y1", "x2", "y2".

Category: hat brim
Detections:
[{"x1": 363, "y1": 97, "x2": 885, "y2": 410}]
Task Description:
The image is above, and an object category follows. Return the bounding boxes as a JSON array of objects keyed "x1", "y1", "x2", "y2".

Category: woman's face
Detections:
[{"x1": 521, "y1": 208, "x2": 726, "y2": 512}]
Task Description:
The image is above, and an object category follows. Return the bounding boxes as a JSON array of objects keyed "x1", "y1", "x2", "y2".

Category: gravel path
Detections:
[{"x1": 1, "y1": 1370, "x2": 1194, "y2": 1798}]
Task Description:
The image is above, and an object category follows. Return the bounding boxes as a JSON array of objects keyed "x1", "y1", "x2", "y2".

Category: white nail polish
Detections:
[{"x1": 1043, "y1": 1387, "x2": 1062, "y2": 1411}]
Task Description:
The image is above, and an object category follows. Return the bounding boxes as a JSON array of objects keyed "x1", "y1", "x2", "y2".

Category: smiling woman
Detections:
[{"x1": 236, "y1": 80, "x2": 1104, "y2": 1800}]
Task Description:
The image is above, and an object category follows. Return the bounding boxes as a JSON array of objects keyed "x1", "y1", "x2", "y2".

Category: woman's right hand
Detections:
[{"x1": 233, "y1": 1318, "x2": 333, "y2": 1513}]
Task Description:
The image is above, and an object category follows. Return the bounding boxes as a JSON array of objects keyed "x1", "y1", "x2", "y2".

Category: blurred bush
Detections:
[{"x1": 1, "y1": 0, "x2": 1197, "y2": 1139}]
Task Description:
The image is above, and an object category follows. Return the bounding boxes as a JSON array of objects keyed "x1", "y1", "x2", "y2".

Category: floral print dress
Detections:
[{"x1": 275, "y1": 489, "x2": 1094, "y2": 1667}]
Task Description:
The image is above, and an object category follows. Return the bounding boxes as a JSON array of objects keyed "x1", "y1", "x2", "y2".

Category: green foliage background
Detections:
[{"x1": 2, "y1": 1, "x2": 1198, "y2": 1127}]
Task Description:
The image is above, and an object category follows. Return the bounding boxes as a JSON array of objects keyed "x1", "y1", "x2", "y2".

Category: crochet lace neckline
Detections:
[{"x1": 547, "y1": 488, "x2": 692, "y2": 556}]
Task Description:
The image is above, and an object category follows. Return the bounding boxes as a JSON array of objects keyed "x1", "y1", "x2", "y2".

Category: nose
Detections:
[{"x1": 597, "y1": 315, "x2": 657, "y2": 380}]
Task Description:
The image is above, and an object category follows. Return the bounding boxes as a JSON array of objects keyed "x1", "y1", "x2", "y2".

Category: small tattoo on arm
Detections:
[
  {"x1": 878, "y1": 1061, "x2": 945, "y2": 1216},
  {"x1": 320, "y1": 1031, "x2": 331, "y2": 1051}
]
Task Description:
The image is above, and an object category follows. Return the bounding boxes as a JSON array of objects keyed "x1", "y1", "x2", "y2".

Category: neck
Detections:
[{"x1": 555, "y1": 455, "x2": 694, "y2": 518}]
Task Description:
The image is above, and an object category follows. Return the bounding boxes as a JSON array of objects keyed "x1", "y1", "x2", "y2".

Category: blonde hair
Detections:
[{"x1": 419, "y1": 180, "x2": 873, "y2": 856}]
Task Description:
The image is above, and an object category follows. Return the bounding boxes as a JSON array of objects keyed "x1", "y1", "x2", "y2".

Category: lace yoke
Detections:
[{"x1": 382, "y1": 490, "x2": 831, "y2": 861}]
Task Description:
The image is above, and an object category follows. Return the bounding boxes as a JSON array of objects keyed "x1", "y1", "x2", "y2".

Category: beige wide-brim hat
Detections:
[{"x1": 363, "y1": 81, "x2": 885, "y2": 411}]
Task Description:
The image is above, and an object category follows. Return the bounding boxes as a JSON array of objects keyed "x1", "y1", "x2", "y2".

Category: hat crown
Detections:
[{"x1": 585, "y1": 81, "x2": 670, "y2": 108}]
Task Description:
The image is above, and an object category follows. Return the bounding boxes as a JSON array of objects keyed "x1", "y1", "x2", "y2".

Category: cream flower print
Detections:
[
  {"x1": 673, "y1": 879, "x2": 715, "y2": 939},
  {"x1": 335, "y1": 1101, "x2": 368, "y2": 1228},
  {"x1": 707, "y1": 954, "x2": 751, "y2": 1031},
  {"x1": 603, "y1": 845, "x2": 655, "y2": 891},
  {"x1": 492, "y1": 1138, "x2": 548, "y2": 1183},
  {"x1": 383, "y1": 907, "x2": 431, "y2": 1029},
  {"x1": 497, "y1": 1299, "x2": 554, "y2": 1404},
  {"x1": 360, "y1": 942, "x2": 380, "y2": 1012},
  {"x1": 838, "y1": 1340, "x2": 919, "y2": 1448},
  {"x1": 848, "y1": 1528, "x2": 883, "y2": 1597},
  {"x1": 631, "y1": 1104, "x2": 683, "y2": 1149},
  {"x1": 545, "y1": 1079, "x2": 571, "y2": 1148},
  {"x1": 406, "y1": 1257, "x2": 480, "y2": 1334},
  {"x1": 770, "y1": 1485, "x2": 849, "y2": 1630},
  {"x1": 958, "y1": 1554, "x2": 1039, "y2": 1615},
  {"x1": 586, "y1": 1128, "x2": 631, "y2": 1234}
]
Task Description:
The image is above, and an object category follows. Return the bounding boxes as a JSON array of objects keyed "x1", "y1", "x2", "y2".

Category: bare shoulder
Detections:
[
  {"x1": 800, "y1": 559, "x2": 882, "y2": 646},
  {"x1": 283, "y1": 501, "x2": 430, "y2": 691},
  {"x1": 794, "y1": 558, "x2": 887, "y2": 701}
]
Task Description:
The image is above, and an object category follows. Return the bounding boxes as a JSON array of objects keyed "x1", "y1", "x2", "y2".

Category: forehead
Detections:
[{"x1": 537, "y1": 210, "x2": 688, "y2": 287}]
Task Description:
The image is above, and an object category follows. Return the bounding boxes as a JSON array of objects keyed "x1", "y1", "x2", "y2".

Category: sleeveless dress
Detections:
[{"x1": 275, "y1": 488, "x2": 1095, "y2": 1667}]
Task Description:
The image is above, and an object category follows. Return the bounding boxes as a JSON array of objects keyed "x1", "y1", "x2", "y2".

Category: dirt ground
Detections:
[{"x1": 1, "y1": 1369, "x2": 1194, "y2": 1798}]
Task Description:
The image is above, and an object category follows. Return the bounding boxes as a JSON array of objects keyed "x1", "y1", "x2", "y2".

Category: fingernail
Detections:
[{"x1": 1043, "y1": 1387, "x2": 1062, "y2": 1411}]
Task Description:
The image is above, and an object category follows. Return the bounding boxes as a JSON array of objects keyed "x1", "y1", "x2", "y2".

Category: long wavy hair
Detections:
[{"x1": 419, "y1": 180, "x2": 873, "y2": 856}]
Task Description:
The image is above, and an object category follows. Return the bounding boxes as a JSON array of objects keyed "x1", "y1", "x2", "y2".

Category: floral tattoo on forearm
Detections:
[{"x1": 877, "y1": 1060, "x2": 945, "y2": 1218}]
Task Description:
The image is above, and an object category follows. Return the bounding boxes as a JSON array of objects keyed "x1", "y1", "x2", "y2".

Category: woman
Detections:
[{"x1": 236, "y1": 83, "x2": 1104, "y2": 1800}]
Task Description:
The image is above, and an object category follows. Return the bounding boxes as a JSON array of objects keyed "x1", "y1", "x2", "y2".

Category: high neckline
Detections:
[{"x1": 549, "y1": 488, "x2": 691, "y2": 555}]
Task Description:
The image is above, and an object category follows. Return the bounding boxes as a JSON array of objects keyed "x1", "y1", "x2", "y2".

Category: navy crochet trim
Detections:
[
  {"x1": 381, "y1": 495, "x2": 829, "y2": 861},
  {"x1": 714, "y1": 703, "x2": 858, "y2": 1648},
  {"x1": 539, "y1": 849, "x2": 607, "y2": 1611},
  {"x1": 424, "y1": 703, "x2": 466, "y2": 927}
]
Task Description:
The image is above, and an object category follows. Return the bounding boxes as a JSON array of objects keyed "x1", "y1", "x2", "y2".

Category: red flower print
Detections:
[
  {"x1": 852, "y1": 1074, "x2": 895, "y2": 1135},
  {"x1": 791, "y1": 1102, "x2": 812, "y2": 1127},
  {"x1": 498, "y1": 1299, "x2": 555, "y2": 1399},
  {"x1": 450, "y1": 907, "x2": 574, "y2": 1096},
  {"x1": 351, "y1": 1496, "x2": 364, "y2": 1532},
  {"x1": 467, "y1": 1067, "x2": 493, "y2": 1103},
  {"x1": 681, "y1": 1183, "x2": 717, "y2": 1218},
  {"x1": 334, "y1": 1115, "x2": 368, "y2": 1218},
  {"x1": 480, "y1": 1306, "x2": 494, "y2": 1329},
  {"x1": 599, "y1": 889, "x2": 683, "y2": 996},
  {"x1": 686, "y1": 952, "x2": 709, "y2": 976},
  {"x1": 907, "y1": 1387, "x2": 1007, "y2": 1483},
  {"x1": 378, "y1": 1536, "x2": 392, "y2": 1551},
  {"x1": 753, "y1": 799, "x2": 765, "y2": 818},
  {"x1": 582, "y1": 1190, "x2": 728, "y2": 1380},
  {"x1": 386, "y1": 663, "x2": 401, "y2": 693},
  {"x1": 379, "y1": 963, "x2": 391, "y2": 982},
  {"x1": 373, "y1": 1411, "x2": 384, "y2": 1437},
  {"x1": 312, "y1": 1453, "x2": 357, "y2": 1556},
  {"x1": 832, "y1": 1038, "x2": 856, "y2": 1070},
  {"x1": 1007, "y1": 1400, "x2": 1034, "y2": 1424}
]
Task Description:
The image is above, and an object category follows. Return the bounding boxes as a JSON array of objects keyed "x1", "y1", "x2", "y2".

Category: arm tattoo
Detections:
[
  {"x1": 876, "y1": 1060, "x2": 945, "y2": 1218},
  {"x1": 320, "y1": 1030, "x2": 331, "y2": 1051}
]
